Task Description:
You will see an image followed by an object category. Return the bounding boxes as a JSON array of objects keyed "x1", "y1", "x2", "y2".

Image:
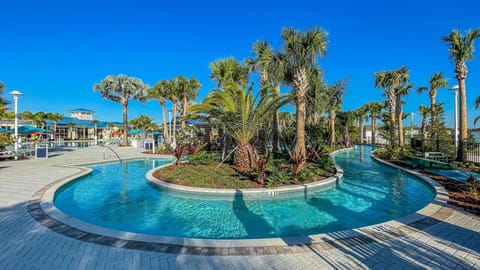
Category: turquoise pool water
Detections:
[{"x1": 54, "y1": 145, "x2": 435, "y2": 239}]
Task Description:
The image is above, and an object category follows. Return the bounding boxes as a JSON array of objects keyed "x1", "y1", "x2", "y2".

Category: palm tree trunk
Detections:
[
  {"x1": 458, "y1": 78, "x2": 467, "y2": 161},
  {"x1": 160, "y1": 100, "x2": 169, "y2": 142},
  {"x1": 329, "y1": 110, "x2": 336, "y2": 147},
  {"x1": 422, "y1": 118, "x2": 427, "y2": 139},
  {"x1": 359, "y1": 117, "x2": 364, "y2": 144},
  {"x1": 182, "y1": 92, "x2": 187, "y2": 129},
  {"x1": 234, "y1": 143, "x2": 256, "y2": 173},
  {"x1": 388, "y1": 91, "x2": 397, "y2": 147},
  {"x1": 272, "y1": 85, "x2": 281, "y2": 154},
  {"x1": 122, "y1": 103, "x2": 128, "y2": 146},
  {"x1": 372, "y1": 116, "x2": 377, "y2": 145},
  {"x1": 398, "y1": 112, "x2": 404, "y2": 146},
  {"x1": 293, "y1": 68, "x2": 307, "y2": 163},
  {"x1": 53, "y1": 123, "x2": 57, "y2": 140},
  {"x1": 295, "y1": 92, "x2": 306, "y2": 161},
  {"x1": 430, "y1": 94, "x2": 436, "y2": 138},
  {"x1": 172, "y1": 100, "x2": 177, "y2": 142}
]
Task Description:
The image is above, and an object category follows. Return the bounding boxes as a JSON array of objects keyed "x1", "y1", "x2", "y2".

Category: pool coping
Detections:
[{"x1": 27, "y1": 147, "x2": 454, "y2": 255}]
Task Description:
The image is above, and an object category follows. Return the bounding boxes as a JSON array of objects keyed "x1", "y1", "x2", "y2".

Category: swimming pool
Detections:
[{"x1": 54, "y1": 145, "x2": 435, "y2": 239}]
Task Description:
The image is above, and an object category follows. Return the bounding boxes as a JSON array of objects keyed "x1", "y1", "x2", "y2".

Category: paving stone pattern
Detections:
[{"x1": 0, "y1": 146, "x2": 479, "y2": 269}]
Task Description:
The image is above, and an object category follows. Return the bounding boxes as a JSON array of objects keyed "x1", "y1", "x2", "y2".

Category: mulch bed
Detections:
[{"x1": 390, "y1": 160, "x2": 480, "y2": 216}]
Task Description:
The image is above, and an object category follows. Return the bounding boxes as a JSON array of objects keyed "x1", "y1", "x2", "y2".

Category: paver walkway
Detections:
[{"x1": 0, "y1": 146, "x2": 479, "y2": 269}]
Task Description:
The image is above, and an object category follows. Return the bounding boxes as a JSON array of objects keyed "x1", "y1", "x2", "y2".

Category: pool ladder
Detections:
[{"x1": 101, "y1": 145, "x2": 122, "y2": 162}]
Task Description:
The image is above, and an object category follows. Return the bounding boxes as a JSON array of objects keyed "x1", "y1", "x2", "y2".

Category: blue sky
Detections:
[{"x1": 1, "y1": 0, "x2": 479, "y2": 128}]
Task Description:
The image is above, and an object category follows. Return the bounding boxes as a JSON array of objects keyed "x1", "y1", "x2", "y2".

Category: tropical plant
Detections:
[
  {"x1": 189, "y1": 83, "x2": 288, "y2": 172},
  {"x1": 129, "y1": 114, "x2": 156, "y2": 131},
  {"x1": 281, "y1": 27, "x2": 328, "y2": 165},
  {"x1": 93, "y1": 74, "x2": 149, "y2": 146},
  {"x1": 355, "y1": 105, "x2": 368, "y2": 144},
  {"x1": 20, "y1": 111, "x2": 47, "y2": 128},
  {"x1": 417, "y1": 72, "x2": 448, "y2": 139},
  {"x1": 0, "y1": 82, "x2": 11, "y2": 108},
  {"x1": 366, "y1": 101, "x2": 382, "y2": 144},
  {"x1": 168, "y1": 77, "x2": 184, "y2": 142},
  {"x1": 326, "y1": 80, "x2": 346, "y2": 147},
  {"x1": 148, "y1": 80, "x2": 171, "y2": 141},
  {"x1": 181, "y1": 77, "x2": 201, "y2": 129},
  {"x1": 418, "y1": 105, "x2": 430, "y2": 139},
  {"x1": 443, "y1": 29, "x2": 480, "y2": 160},
  {"x1": 209, "y1": 58, "x2": 249, "y2": 88},
  {"x1": 395, "y1": 84, "x2": 413, "y2": 146},
  {"x1": 374, "y1": 67, "x2": 409, "y2": 147},
  {"x1": 46, "y1": 113, "x2": 65, "y2": 140}
]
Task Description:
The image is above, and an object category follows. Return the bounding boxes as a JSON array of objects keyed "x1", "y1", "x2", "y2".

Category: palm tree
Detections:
[
  {"x1": 326, "y1": 80, "x2": 346, "y2": 147},
  {"x1": 169, "y1": 77, "x2": 183, "y2": 142},
  {"x1": 190, "y1": 83, "x2": 288, "y2": 172},
  {"x1": 443, "y1": 29, "x2": 480, "y2": 160},
  {"x1": 419, "y1": 105, "x2": 430, "y2": 139},
  {"x1": 46, "y1": 113, "x2": 65, "y2": 140},
  {"x1": 355, "y1": 105, "x2": 368, "y2": 144},
  {"x1": 395, "y1": 84, "x2": 413, "y2": 146},
  {"x1": 417, "y1": 72, "x2": 448, "y2": 139},
  {"x1": 93, "y1": 74, "x2": 148, "y2": 146},
  {"x1": 250, "y1": 40, "x2": 274, "y2": 92},
  {"x1": 20, "y1": 111, "x2": 47, "y2": 128},
  {"x1": 0, "y1": 82, "x2": 10, "y2": 108},
  {"x1": 181, "y1": 77, "x2": 201, "y2": 129},
  {"x1": 281, "y1": 27, "x2": 328, "y2": 163},
  {"x1": 374, "y1": 67, "x2": 409, "y2": 147},
  {"x1": 210, "y1": 58, "x2": 249, "y2": 88},
  {"x1": 367, "y1": 102, "x2": 382, "y2": 144},
  {"x1": 129, "y1": 114, "x2": 156, "y2": 130},
  {"x1": 148, "y1": 80, "x2": 171, "y2": 141},
  {"x1": 340, "y1": 110, "x2": 355, "y2": 146}
]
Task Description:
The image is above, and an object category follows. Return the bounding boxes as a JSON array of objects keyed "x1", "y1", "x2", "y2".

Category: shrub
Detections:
[{"x1": 188, "y1": 151, "x2": 219, "y2": 165}]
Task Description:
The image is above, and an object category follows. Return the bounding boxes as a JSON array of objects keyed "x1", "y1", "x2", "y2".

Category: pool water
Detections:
[{"x1": 54, "y1": 145, "x2": 435, "y2": 239}]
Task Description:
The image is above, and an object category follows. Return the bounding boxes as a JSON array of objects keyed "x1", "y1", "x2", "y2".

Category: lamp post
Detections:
[
  {"x1": 410, "y1": 112, "x2": 414, "y2": 139},
  {"x1": 9, "y1": 90, "x2": 23, "y2": 160},
  {"x1": 450, "y1": 85, "x2": 459, "y2": 148}
]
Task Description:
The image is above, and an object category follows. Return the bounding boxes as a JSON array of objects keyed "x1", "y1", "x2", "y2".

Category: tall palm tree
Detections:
[
  {"x1": 93, "y1": 74, "x2": 148, "y2": 146},
  {"x1": 419, "y1": 105, "x2": 430, "y2": 139},
  {"x1": 326, "y1": 80, "x2": 345, "y2": 147},
  {"x1": 20, "y1": 111, "x2": 46, "y2": 127},
  {"x1": 210, "y1": 58, "x2": 249, "y2": 88},
  {"x1": 181, "y1": 77, "x2": 201, "y2": 129},
  {"x1": 250, "y1": 40, "x2": 274, "y2": 93},
  {"x1": 190, "y1": 83, "x2": 288, "y2": 172},
  {"x1": 169, "y1": 77, "x2": 183, "y2": 142},
  {"x1": 367, "y1": 102, "x2": 382, "y2": 144},
  {"x1": 148, "y1": 80, "x2": 171, "y2": 141},
  {"x1": 46, "y1": 113, "x2": 65, "y2": 140},
  {"x1": 417, "y1": 72, "x2": 448, "y2": 139},
  {"x1": 395, "y1": 84, "x2": 413, "y2": 146},
  {"x1": 355, "y1": 105, "x2": 368, "y2": 144},
  {"x1": 281, "y1": 27, "x2": 328, "y2": 163},
  {"x1": 374, "y1": 67, "x2": 409, "y2": 147},
  {"x1": 443, "y1": 29, "x2": 480, "y2": 160}
]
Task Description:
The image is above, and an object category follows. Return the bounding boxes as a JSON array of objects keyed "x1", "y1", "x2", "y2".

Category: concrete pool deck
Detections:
[{"x1": 0, "y1": 146, "x2": 479, "y2": 269}]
